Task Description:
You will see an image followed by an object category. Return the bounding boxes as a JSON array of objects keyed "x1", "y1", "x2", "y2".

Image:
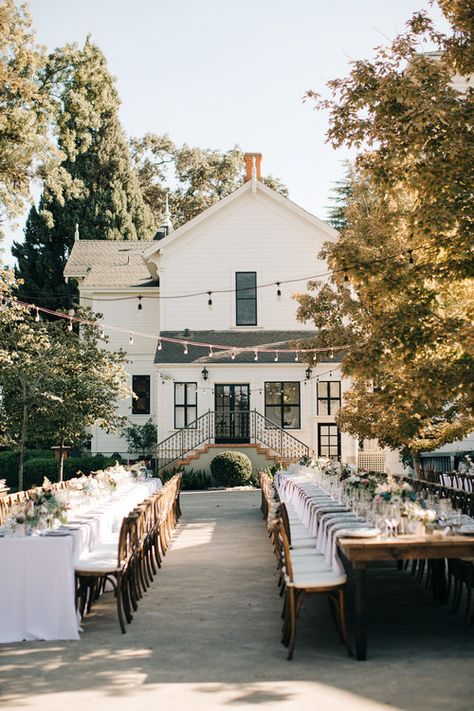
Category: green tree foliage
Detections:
[
  {"x1": 0, "y1": 269, "x2": 131, "y2": 485},
  {"x1": 122, "y1": 418, "x2": 157, "y2": 457},
  {"x1": 13, "y1": 38, "x2": 155, "y2": 309},
  {"x1": 130, "y1": 134, "x2": 288, "y2": 229},
  {"x1": 297, "y1": 1, "x2": 474, "y2": 468},
  {"x1": 325, "y1": 162, "x2": 354, "y2": 230},
  {"x1": 0, "y1": 0, "x2": 57, "y2": 240}
]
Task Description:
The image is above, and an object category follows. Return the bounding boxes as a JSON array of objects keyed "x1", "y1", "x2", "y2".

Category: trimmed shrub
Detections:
[
  {"x1": 0, "y1": 450, "x2": 56, "y2": 489},
  {"x1": 210, "y1": 451, "x2": 252, "y2": 487},
  {"x1": 160, "y1": 467, "x2": 211, "y2": 490},
  {"x1": 23, "y1": 458, "x2": 60, "y2": 489}
]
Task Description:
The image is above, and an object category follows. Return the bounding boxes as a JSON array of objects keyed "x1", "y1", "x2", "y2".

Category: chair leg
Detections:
[
  {"x1": 286, "y1": 588, "x2": 297, "y2": 660},
  {"x1": 115, "y1": 574, "x2": 127, "y2": 634}
]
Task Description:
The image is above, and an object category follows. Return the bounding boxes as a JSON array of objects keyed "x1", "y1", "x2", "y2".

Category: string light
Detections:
[
  {"x1": 137, "y1": 296, "x2": 143, "y2": 310},
  {"x1": 209, "y1": 346, "x2": 213, "y2": 357},
  {"x1": 276, "y1": 282, "x2": 282, "y2": 299},
  {"x1": 408, "y1": 250, "x2": 414, "y2": 266},
  {"x1": 100, "y1": 327, "x2": 105, "y2": 339},
  {"x1": 67, "y1": 318, "x2": 73, "y2": 332},
  {"x1": 207, "y1": 291, "x2": 213, "y2": 309},
  {"x1": 254, "y1": 351, "x2": 259, "y2": 361},
  {"x1": 294, "y1": 352, "x2": 299, "y2": 362},
  {"x1": 34, "y1": 307, "x2": 40, "y2": 322},
  {"x1": 129, "y1": 332, "x2": 134, "y2": 345},
  {"x1": 330, "y1": 349, "x2": 334, "y2": 359},
  {"x1": 183, "y1": 342, "x2": 188, "y2": 355},
  {"x1": 231, "y1": 350, "x2": 236, "y2": 360},
  {"x1": 274, "y1": 352, "x2": 279, "y2": 362},
  {"x1": 313, "y1": 353, "x2": 317, "y2": 361},
  {"x1": 15, "y1": 299, "x2": 351, "y2": 358},
  {"x1": 343, "y1": 269, "x2": 349, "y2": 282}
]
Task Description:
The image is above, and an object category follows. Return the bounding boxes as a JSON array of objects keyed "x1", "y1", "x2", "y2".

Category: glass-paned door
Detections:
[{"x1": 215, "y1": 384, "x2": 250, "y2": 443}]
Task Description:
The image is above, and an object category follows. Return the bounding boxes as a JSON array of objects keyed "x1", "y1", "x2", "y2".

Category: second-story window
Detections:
[
  {"x1": 317, "y1": 381, "x2": 341, "y2": 415},
  {"x1": 132, "y1": 375, "x2": 151, "y2": 414},
  {"x1": 236, "y1": 271, "x2": 257, "y2": 326}
]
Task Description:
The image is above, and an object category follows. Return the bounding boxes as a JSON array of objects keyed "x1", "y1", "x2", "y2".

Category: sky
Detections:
[{"x1": 3, "y1": 0, "x2": 448, "y2": 264}]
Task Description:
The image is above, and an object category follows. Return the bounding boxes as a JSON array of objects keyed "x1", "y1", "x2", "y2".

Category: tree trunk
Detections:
[
  {"x1": 18, "y1": 401, "x2": 28, "y2": 492},
  {"x1": 411, "y1": 451, "x2": 422, "y2": 479}
]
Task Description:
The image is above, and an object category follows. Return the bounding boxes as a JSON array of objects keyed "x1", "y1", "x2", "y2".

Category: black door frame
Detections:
[{"x1": 215, "y1": 384, "x2": 250, "y2": 444}]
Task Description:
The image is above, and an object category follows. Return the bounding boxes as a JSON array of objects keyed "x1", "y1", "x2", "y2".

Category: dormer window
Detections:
[{"x1": 236, "y1": 272, "x2": 257, "y2": 326}]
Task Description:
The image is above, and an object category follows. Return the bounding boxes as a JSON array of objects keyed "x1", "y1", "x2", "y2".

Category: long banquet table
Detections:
[
  {"x1": 0, "y1": 478, "x2": 161, "y2": 644},
  {"x1": 278, "y1": 469, "x2": 474, "y2": 661}
]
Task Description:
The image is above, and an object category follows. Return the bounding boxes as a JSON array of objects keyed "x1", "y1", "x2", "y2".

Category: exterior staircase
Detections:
[{"x1": 154, "y1": 410, "x2": 310, "y2": 473}]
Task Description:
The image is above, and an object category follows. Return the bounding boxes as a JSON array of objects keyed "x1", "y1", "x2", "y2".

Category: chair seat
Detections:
[
  {"x1": 291, "y1": 556, "x2": 334, "y2": 574},
  {"x1": 287, "y1": 570, "x2": 347, "y2": 588},
  {"x1": 75, "y1": 558, "x2": 120, "y2": 574}
]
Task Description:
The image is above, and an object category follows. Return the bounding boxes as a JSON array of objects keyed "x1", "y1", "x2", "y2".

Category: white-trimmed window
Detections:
[{"x1": 174, "y1": 383, "x2": 197, "y2": 428}]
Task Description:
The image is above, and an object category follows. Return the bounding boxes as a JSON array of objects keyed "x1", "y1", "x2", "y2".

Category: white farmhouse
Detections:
[{"x1": 64, "y1": 154, "x2": 399, "y2": 473}]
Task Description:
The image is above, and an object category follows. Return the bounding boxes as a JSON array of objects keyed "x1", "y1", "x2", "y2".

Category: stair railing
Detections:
[
  {"x1": 154, "y1": 409, "x2": 309, "y2": 472},
  {"x1": 251, "y1": 410, "x2": 310, "y2": 462}
]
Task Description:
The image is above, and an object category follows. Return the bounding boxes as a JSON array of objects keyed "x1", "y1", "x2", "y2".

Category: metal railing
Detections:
[{"x1": 155, "y1": 409, "x2": 309, "y2": 472}]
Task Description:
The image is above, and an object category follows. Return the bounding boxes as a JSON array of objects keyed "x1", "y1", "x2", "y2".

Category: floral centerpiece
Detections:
[
  {"x1": 11, "y1": 478, "x2": 68, "y2": 533},
  {"x1": 373, "y1": 476, "x2": 416, "y2": 504}
]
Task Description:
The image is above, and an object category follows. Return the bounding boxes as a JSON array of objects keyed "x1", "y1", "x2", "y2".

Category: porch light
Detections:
[
  {"x1": 201, "y1": 367, "x2": 209, "y2": 381},
  {"x1": 305, "y1": 367, "x2": 312, "y2": 381}
]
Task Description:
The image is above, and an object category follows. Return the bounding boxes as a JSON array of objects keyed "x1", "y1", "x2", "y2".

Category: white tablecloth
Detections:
[
  {"x1": 0, "y1": 536, "x2": 79, "y2": 643},
  {"x1": 0, "y1": 478, "x2": 162, "y2": 644}
]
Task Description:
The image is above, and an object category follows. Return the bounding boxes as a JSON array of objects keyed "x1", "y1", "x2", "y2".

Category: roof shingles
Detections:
[{"x1": 64, "y1": 240, "x2": 157, "y2": 289}]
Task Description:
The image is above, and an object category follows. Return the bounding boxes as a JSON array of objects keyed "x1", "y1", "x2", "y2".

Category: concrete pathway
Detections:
[{"x1": 0, "y1": 490, "x2": 473, "y2": 710}]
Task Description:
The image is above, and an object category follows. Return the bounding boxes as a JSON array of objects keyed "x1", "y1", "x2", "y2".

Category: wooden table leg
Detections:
[{"x1": 354, "y1": 563, "x2": 367, "y2": 661}]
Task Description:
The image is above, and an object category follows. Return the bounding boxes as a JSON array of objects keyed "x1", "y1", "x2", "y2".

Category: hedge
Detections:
[{"x1": 1, "y1": 451, "x2": 123, "y2": 491}]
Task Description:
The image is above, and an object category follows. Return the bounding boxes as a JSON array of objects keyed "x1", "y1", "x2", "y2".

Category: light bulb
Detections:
[
  {"x1": 209, "y1": 347, "x2": 213, "y2": 357},
  {"x1": 276, "y1": 282, "x2": 282, "y2": 299},
  {"x1": 208, "y1": 291, "x2": 213, "y2": 308},
  {"x1": 158, "y1": 340, "x2": 162, "y2": 350},
  {"x1": 231, "y1": 350, "x2": 236, "y2": 360},
  {"x1": 274, "y1": 352, "x2": 278, "y2": 362},
  {"x1": 183, "y1": 342, "x2": 188, "y2": 354},
  {"x1": 67, "y1": 319, "x2": 73, "y2": 332},
  {"x1": 254, "y1": 351, "x2": 259, "y2": 361},
  {"x1": 34, "y1": 308, "x2": 40, "y2": 322},
  {"x1": 137, "y1": 297, "x2": 143, "y2": 310},
  {"x1": 129, "y1": 332, "x2": 134, "y2": 345},
  {"x1": 294, "y1": 352, "x2": 299, "y2": 362}
]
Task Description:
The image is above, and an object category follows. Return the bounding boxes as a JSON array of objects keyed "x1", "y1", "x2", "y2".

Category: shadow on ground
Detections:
[{"x1": 1, "y1": 490, "x2": 473, "y2": 711}]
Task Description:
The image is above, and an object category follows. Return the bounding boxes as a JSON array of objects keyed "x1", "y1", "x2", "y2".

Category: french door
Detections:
[{"x1": 215, "y1": 384, "x2": 250, "y2": 443}]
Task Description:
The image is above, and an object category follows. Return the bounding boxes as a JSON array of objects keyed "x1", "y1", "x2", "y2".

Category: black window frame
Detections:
[
  {"x1": 235, "y1": 271, "x2": 257, "y2": 326},
  {"x1": 317, "y1": 380, "x2": 341, "y2": 415},
  {"x1": 264, "y1": 381, "x2": 301, "y2": 430},
  {"x1": 318, "y1": 423, "x2": 341, "y2": 460},
  {"x1": 174, "y1": 382, "x2": 198, "y2": 429},
  {"x1": 132, "y1": 375, "x2": 151, "y2": 415}
]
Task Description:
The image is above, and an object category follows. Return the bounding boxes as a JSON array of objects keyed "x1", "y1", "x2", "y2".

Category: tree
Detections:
[
  {"x1": 122, "y1": 419, "x2": 157, "y2": 458},
  {"x1": 130, "y1": 134, "x2": 288, "y2": 229},
  {"x1": 0, "y1": 269, "x2": 132, "y2": 485},
  {"x1": 297, "y1": 1, "x2": 474, "y2": 469},
  {"x1": 13, "y1": 38, "x2": 155, "y2": 309},
  {"x1": 0, "y1": 0, "x2": 57, "y2": 239},
  {"x1": 38, "y1": 310, "x2": 132, "y2": 480},
  {"x1": 0, "y1": 270, "x2": 54, "y2": 489}
]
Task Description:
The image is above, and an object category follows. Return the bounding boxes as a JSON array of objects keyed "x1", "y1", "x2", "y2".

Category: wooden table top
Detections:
[{"x1": 338, "y1": 533, "x2": 474, "y2": 563}]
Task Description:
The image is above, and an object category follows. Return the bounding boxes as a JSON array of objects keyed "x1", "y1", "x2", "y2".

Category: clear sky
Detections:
[{"x1": 3, "y1": 0, "x2": 448, "y2": 264}]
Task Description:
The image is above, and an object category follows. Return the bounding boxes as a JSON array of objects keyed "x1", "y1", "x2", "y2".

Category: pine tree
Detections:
[{"x1": 13, "y1": 39, "x2": 154, "y2": 309}]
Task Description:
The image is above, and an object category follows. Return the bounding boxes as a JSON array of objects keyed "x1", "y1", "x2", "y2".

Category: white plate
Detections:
[{"x1": 343, "y1": 528, "x2": 381, "y2": 538}]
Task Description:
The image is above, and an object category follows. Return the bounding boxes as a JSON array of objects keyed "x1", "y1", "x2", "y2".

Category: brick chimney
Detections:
[{"x1": 244, "y1": 152, "x2": 262, "y2": 182}]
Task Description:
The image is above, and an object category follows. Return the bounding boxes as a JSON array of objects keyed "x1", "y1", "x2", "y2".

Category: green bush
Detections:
[
  {"x1": 160, "y1": 467, "x2": 211, "y2": 490},
  {"x1": 3, "y1": 452, "x2": 123, "y2": 491},
  {"x1": 23, "y1": 458, "x2": 60, "y2": 489},
  {"x1": 210, "y1": 451, "x2": 252, "y2": 487},
  {"x1": 0, "y1": 450, "x2": 55, "y2": 489}
]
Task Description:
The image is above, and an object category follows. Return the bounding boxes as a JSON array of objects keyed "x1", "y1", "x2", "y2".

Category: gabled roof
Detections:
[
  {"x1": 64, "y1": 240, "x2": 157, "y2": 289},
  {"x1": 143, "y1": 180, "x2": 338, "y2": 261},
  {"x1": 154, "y1": 331, "x2": 343, "y2": 365}
]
